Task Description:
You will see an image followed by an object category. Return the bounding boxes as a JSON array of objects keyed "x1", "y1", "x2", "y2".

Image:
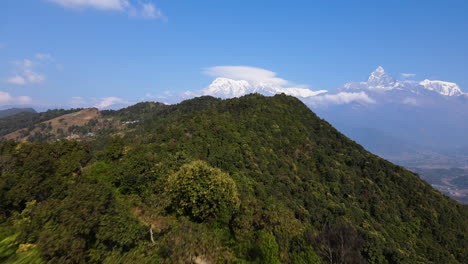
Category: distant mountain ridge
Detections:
[
  {"x1": 190, "y1": 67, "x2": 468, "y2": 167},
  {"x1": 316, "y1": 67, "x2": 468, "y2": 162},
  {"x1": 183, "y1": 67, "x2": 468, "y2": 203},
  {"x1": 0, "y1": 107, "x2": 36, "y2": 118},
  {"x1": 340, "y1": 66, "x2": 465, "y2": 97},
  {"x1": 3, "y1": 68, "x2": 467, "y2": 202},
  {"x1": 190, "y1": 66, "x2": 465, "y2": 101},
  {"x1": 0, "y1": 108, "x2": 83, "y2": 137},
  {"x1": 2, "y1": 108, "x2": 114, "y2": 142},
  {"x1": 191, "y1": 77, "x2": 327, "y2": 99}
]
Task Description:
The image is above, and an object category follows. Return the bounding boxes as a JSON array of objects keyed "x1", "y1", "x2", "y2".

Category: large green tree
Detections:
[{"x1": 165, "y1": 160, "x2": 240, "y2": 223}]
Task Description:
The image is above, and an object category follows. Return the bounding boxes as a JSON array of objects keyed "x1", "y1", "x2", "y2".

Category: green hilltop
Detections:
[{"x1": 0, "y1": 94, "x2": 466, "y2": 263}]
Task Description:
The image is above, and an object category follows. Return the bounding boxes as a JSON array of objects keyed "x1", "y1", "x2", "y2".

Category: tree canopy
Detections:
[
  {"x1": 0, "y1": 94, "x2": 466, "y2": 263},
  {"x1": 165, "y1": 160, "x2": 240, "y2": 223}
]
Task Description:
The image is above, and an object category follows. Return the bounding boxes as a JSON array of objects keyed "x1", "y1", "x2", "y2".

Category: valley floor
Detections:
[{"x1": 409, "y1": 167, "x2": 468, "y2": 204}]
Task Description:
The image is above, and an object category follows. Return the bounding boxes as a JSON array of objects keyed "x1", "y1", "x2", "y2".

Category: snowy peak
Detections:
[
  {"x1": 196, "y1": 67, "x2": 465, "y2": 108},
  {"x1": 201, "y1": 78, "x2": 253, "y2": 98},
  {"x1": 375, "y1": 66, "x2": 385, "y2": 73},
  {"x1": 419, "y1": 80, "x2": 463, "y2": 96},
  {"x1": 340, "y1": 66, "x2": 465, "y2": 97},
  {"x1": 340, "y1": 66, "x2": 396, "y2": 92},
  {"x1": 201, "y1": 77, "x2": 327, "y2": 99},
  {"x1": 367, "y1": 66, "x2": 395, "y2": 88}
]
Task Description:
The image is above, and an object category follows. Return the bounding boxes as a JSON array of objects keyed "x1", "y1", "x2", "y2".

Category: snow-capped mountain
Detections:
[
  {"x1": 200, "y1": 78, "x2": 252, "y2": 98},
  {"x1": 178, "y1": 66, "x2": 468, "y2": 186},
  {"x1": 340, "y1": 66, "x2": 465, "y2": 97},
  {"x1": 180, "y1": 66, "x2": 468, "y2": 168},
  {"x1": 199, "y1": 77, "x2": 327, "y2": 99},
  {"x1": 366, "y1": 66, "x2": 396, "y2": 89},
  {"x1": 419, "y1": 79, "x2": 463, "y2": 96},
  {"x1": 196, "y1": 67, "x2": 465, "y2": 110},
  {"x1": 314, "y1": 66, "x2": 468, "y2": 168},
  {"x1": 340, "y1": 66, "x2": 397, "y2": 91}
]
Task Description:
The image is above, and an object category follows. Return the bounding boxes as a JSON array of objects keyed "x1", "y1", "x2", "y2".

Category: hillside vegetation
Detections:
[
  {"x1": 0, "y1": 108, "x2": 36, "y2": 118},
  {"x1": 0, "y1": 109, "x2": 82, "y2": 137},
  {"x1": 0, "y1": 94, "x2": 466, "y2": 264},
  {"x1": 3, "y1": 108, "x2": 117, "y2": 142}
]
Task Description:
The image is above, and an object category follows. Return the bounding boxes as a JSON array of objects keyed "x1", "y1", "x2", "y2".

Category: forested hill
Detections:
[
  {"x1": 0, "y1": 108, "x2": 36, "y2": 118},
  {"x1": 0, "y1": 94, "x2": 466, "y2": 263},
  {"x1": 0, "y1": 108, "x2": 82, "y2": 137}
]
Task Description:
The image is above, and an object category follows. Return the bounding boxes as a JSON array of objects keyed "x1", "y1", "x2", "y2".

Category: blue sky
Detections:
[{"x1": 1, "y1": 0, "x2": 468, "y2": 109}]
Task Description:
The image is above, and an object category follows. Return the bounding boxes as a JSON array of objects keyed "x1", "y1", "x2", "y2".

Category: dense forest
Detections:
[
  {"x1": 0, "y1": 109, "x2": 82, "y2": 137},
  {"x1": 0, "y1": 94, "x2": 467, "y2": 263},
  {"x1": 0, "y1": 108, "x2": 36, "y2": 119}
]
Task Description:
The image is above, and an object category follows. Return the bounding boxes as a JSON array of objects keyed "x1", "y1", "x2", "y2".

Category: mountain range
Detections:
[
  {"x1": 191, "y1": 66, "x2": 468, "y2": 169},
  {"x1": 187, "y1": 67, "x2": 468, "y2": 202},
  {"x1": 0, "y1": 107, "x2": 36, "y2": 118},
  {"x1": 199, "y1": 66, "x2": 466, "y2": 100},
  {"x1": 193, "y1": 77, "x2": 327, "y2": 99},
  {"x1": 315, "y1": 67, "x2": 468, "y2": 167},
  {"x1": 2, "y1": 67, "x2": 467, "y2": 202}
]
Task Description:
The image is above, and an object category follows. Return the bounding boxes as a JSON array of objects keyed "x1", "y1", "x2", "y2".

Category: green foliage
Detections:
[
  {"x1": 0, "y1": 94, "x2": 467, "y2": 263},
  {"x1": 15, "y1": 181, "x2": 145, "y2": 263},
  {"x1": 0, "y1": 235, "x2": 19, "y2": 262},
  {"x1": 155, "y1": 219, "x2": 236, "y2": 263},
  {"x1": 313, "y1": 224, "x2": 366, "y2": 264},
  {"x1": 0, "y1": 108, "x2": 36, "y2": 118},
  {"x1": 289, "y1": 235, "x2": 322, "y2": 264},
  {"x1": 0, "y1": 140, "x2": 91, "y2": 217},
  {"x1": 0, "y1": 234, "x2": 44, "y2": 264},
  {"x1": 255, "y1": 230, "x2": 281, "y2": 264},
  {"x1": 102, "y1": 101, "x2": 167, "y2": 121},
  {"x1": 165, "y1": 160, "x2": 240, "y2": 223},
  {"x1": 0, "y1": 108, "x2": 81, "y2": 136},
  {"x1": 290, "y1": 246, "x2": 321, "y2": 264}
]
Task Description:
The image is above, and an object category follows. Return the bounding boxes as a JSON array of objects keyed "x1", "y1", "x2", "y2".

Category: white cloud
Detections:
[
  {"x1": 36, "y1": 53, "x2": 53, "y2": 60},
  {"x1": 69, "y1": 96, "x2": 135, "y2": 109},
  {"x1": 133, "y1": 2, "x2": 166, "y2": 20},
  {"x1": 6, "y1": 75, "x2": 27, "y2": 85},
  {"x1": 95, "y1": 97, "x2": 128, "y2": 108},
  {"x1": 402, "y1": 97, "x2": 419, "y2": 106},
  {"x1": 0, "y1": 91, "x2": 32, "y2": 105},
  {"x1": 47, "y1": 0, "x2": 166, "y2": 20},
  {"x1": 47, "y1": 0, "x2": 126, "y2": 10},
  {"x1": 204, "y1": 66, "x2": 290, "y2": 87},
  {"x1": 69, "y1": 96, "x2": 87, "y2": 107},
  {"x1": 23, "y1": 69, "x2": 46, "y2": 84},
  {"x1": 305, "y1": 92, "x2": 376, "y2": 108},
  {"x1": 401, "y1": 73, "x2": 416, "y2": 78},
  {"x1": 17, "y1": 59, "x2": 33, "y2": 68},
  {"x1": 5, "y1": 59, "x2": 46, "y2": 85},
  {"x1": 144, "y1": 90, "x2": 172, "y2": 100}
]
